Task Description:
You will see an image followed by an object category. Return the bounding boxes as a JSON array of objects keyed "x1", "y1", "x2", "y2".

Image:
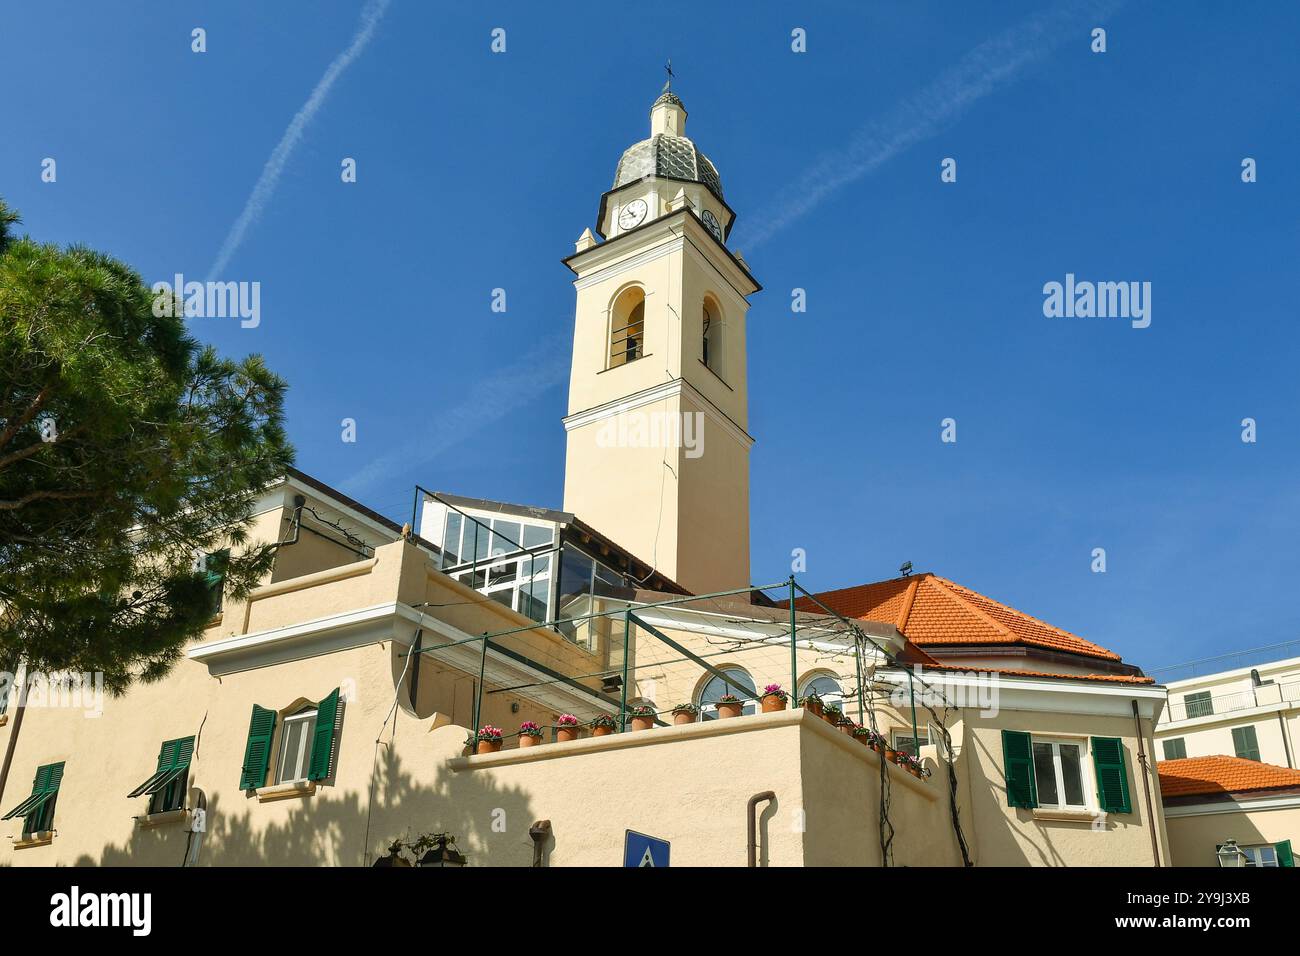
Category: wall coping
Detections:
[{"x1": 448, "y1": 707, "x2": 939, "y2": 801}]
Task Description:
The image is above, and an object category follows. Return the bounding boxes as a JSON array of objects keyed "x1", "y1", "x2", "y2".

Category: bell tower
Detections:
[{"x1": 561, "y1": 87, "x2": 761, "y2": 595}]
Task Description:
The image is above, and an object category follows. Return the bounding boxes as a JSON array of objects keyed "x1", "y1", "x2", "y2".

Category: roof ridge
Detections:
[
  {"x1": 896, "y1": 575, "x2": 922, "y2": 632},
  {"x1": 924, "y1": 575, "x2": 1015, "y2": 640},
  {"x1": 930, "y1": 573, "x2": 1119, "y2": 660}
]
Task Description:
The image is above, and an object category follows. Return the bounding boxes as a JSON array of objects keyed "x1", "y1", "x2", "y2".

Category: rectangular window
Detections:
[
  {"x1": 277, "y1": 708, "x2": 318, "y2": 784},
  {"x1": 893, "y1": 730, "x2": 931, "y2": 757},
  {"x1": 1241, "y1": 845, "x2": 1278, "y2": 867},
  {"x1": 1184, "y1": 691, "x2": 1214, "y2": 719},
  {"x1": 1232, "y1": 725, "x2": 1261, "y2": 761},
  {"x1": 1031, "y1": 740, "x2": 1087, "y2": 810},
  {"x1": 1, "y1": 762, "x2": 65, "y2": 835},
  {"x1": 205, "y1": 549, "x2": 229, "y2": 615},
  {"x1": 1162, "y1": 737, "x2": 1187, "y2": 760},
  {"x1": 441, "y1": 512, "x2": 462, "y2": 567},
  {"x1": 128, "y1": 737, "x2": 195, "y2": 813}
]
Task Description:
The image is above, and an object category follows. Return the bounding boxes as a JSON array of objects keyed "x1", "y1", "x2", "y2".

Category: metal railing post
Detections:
[
  {"x1": 789, "y1": 576, "x2": 798, "y2": 703},
  {"x1": 473, "y1": 635, "x2": 489, "y2": 733},
  {"x1": 620, "y1": 611, "x2": 631, "y2": 732}
]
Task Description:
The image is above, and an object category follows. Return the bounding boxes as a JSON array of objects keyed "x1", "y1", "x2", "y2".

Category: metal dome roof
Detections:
[{"x1": 612, "y1": 133, "x2": 724, "y2": 200}]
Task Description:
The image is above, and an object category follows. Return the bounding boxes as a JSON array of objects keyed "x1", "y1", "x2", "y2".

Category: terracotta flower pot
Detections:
[
  {"x1": 556, "y1": 726, "x2": 580, "y2": 742},
  {"x1": 761, "y1": 694, "x2": 787, "y2": 713},
  {"x1": 476, "y1": 738, "x2": 503, "y2": 755},
  {"x1": 837, "y1": 722, "x2": 854, "y2": 736},
  {"x1": 631, "y1": 715, "x2": 655, "y2": 731},
  {"x1": 822, "y1": 711, "x2": 839, "y2": 727},
  {"x1": 884, "y1": 748, "x2": 898, "y2": 764},
  {"x1": 717, "y1": 700, "x2": 743, "y2": 719},
  {"x1": 673, "y1": 711, "x2": 697, "y2": 725},
  {"x1": 854, "y1": 733, "x2": 871, "y2": 747},
  {"x1": 802, "y1": 699, "x2": 824, "y2": 718},
  {"x1": 518, "y1": 734, "x2": 541, "y2": 748},
  {"x1": 892, "y1": 750, "x2": 907, "y2": 765},
  {"x1": 591, "y1": 725, "x2": 614, "y2": 737}
]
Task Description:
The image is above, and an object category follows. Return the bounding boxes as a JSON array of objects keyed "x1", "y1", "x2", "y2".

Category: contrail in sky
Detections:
[
  {"x1": 741, "y1": 0, "x2": 1124, "y2": 250},
  {"x1": 207, "y1": 0, "x2": 391, "y2": 279},
  {"x1": 341, "y1": 333, "x2": 572, "y2": 497}
]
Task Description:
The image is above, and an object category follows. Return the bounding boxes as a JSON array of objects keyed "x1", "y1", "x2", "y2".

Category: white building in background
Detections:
[{"x1": 1154, "y1": 656, "x2": 1300, "y2": 768}]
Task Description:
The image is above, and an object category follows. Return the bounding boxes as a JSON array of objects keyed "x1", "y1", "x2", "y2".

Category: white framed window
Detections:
[
  {"x1": 443, "y1": 512, "x2": 556, "y2": 624},
  {"x1": 1031, "y1": 738, "x2": 1089, "y2": 811},
  {"x1": 1240, "y1": 845, "x2": 1279, "y2": 867},
  {"x1": 798, "y1": 673, "x2": 843, "y2": 709},
  {"x1": 698, "y1": 667, "x2": 756, "y2": 720},
  {"x1": 276, "y1": 706, "x2": 318, "y2": 784},
  {"x1": 893, "y1": 728, "x2": 931, "y2": 757}
]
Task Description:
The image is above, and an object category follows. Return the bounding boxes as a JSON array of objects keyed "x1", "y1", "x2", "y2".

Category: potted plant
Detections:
[
  {"x1": 883, "y1": 744, "x2": 899, "y2": 764},
  {"x1": 798, "y1": 692, "x2": 824, "y2": 718},
  {"x1": 556, "y1": 714, "x2": 581, "y2": 743},
  {"x1": 475, "y1": 725, "x2": 503, "y2": 755},
  {"x1": 899, "y1": 753, "x2": 925, "y2": 778},
  {"x1": 518, "y1": 721, "x2": 543, "y2": 748},
  {"x1": 866, "y1": 729, "x2": 886, "y2": 754},
  {"x1": 628, "y1": 704, "x2": 656, "y2": 731},
  {"x1": 821, "y1": 702, "x2": 843, "y2": 727},
  {"x1": 589, "y1": 713, "x2": 617, "y2": 737},
  {"x1": 851, "y1": 725, "x2": 872, "y2": 747},
  {"x1": 716, "y1": 693, "x2": 743, "y2": 719},
  {"x1": 760, "y1": 683, "x2": 788, "y2": 713},
  {"x1": 672, "y1": 702, "x2": 699, "y2": 725},
  {"x1": 836, "y1": 715, "x2": 856, "y2": 736}
]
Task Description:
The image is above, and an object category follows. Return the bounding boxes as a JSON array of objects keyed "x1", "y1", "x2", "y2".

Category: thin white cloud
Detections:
[
  {"x1": 741, "y1": 0, "x2": 1123, "y2": 250},
  {"x1": 207, "y1": 0, "x2": 392, "y2": 279},
  {"x1": 341, "y1": 333, "x2": 572, "y2": 496}
]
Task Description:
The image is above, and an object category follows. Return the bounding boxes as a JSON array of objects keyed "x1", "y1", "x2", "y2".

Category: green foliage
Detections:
[{"x1": 0, "y1": 198, "x2": 294, "y2": 692}]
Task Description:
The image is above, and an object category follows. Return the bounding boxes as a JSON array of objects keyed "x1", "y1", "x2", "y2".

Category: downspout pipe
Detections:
[
  {"x1": 0, "y1": 669, "x2": 28, "y2": 808},
  {"x1": 1131, "y1": 699, "x2": 1161, "y2": 867},
  {"x1": 747, "y1": 791, "x2": 775, "y2": 867}
]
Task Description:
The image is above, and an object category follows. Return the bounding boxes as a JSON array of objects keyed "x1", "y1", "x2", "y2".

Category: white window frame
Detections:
[
  {"x1": 1241, "y1": 845, "x2": 1279, "y2": 867},
  {"x1": 1031, "y1": 735, "x2": 1092, "y2": 812},
  {"x1": 893, "y1": 728, "x2": 931, "y2": 756},
  {"x1": 276, "y1": 707, "x2": 318, "y2": 784},
  {"x1": 798, "y1": 673, "x2": 843, "y2": 710},
  {"x1": 697, "y1": 667, "x2": 757, "y2": 720}
]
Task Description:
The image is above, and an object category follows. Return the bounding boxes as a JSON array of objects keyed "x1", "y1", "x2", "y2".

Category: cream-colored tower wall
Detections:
[{"x1": 564, "y1": 220, "x2": 755, "y2": 593}]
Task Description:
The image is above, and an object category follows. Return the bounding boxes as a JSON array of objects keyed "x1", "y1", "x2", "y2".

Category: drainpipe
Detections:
[
  {"x1": 529, "y1": 819, "x2": 551, "y2": 867},
  {"x1": 1131, "y1": 700, "x2": 1161, "y2": 867},
  {"x1": 1277, "y1": 711, "x2": 1295, "y2": 769},
  {"x1": 747, "y1": 791, "x2": 775, "y2": 867}
]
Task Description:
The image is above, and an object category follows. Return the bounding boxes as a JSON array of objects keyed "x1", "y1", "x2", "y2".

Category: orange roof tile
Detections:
[
  {"x1": 795, "y1": 573, "x2": 1122, "y2": 662},
  {"x1": 1158, "y1": 756, "x2": 1300, "y2": 798}
]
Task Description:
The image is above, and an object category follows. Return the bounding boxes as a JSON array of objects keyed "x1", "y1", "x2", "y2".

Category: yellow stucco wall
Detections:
[{"x1": 1164, "y1": 803, "x2": 1300, "y2": 867}]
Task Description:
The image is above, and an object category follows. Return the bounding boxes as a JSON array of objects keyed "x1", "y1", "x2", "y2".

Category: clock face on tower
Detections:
[
  {"x1": 701, "y1": 209, "x2": 722, "y2": 242},
  {"x1": 618, "y1": 199, "x2": 648, "y2": 231}
]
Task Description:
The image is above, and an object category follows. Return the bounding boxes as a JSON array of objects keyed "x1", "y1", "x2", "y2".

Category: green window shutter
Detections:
[
  {"x1": 2, "y1": 762, "x2": 62, "y2": 820},
  {"x1": 1276, "y1": 840, "x2": 1294, "y2": 868},
  {"x1": 1002, "y1": 730, "x2": 1038, "y2": 808},
  {"x1": 307, "y1": 688, "x2": 341, "y2": 782},
  {"x1": 1232, "y1": 726, "x2": 1261, "y2": 761},
  {"x1": 239, "y1": 706, "x2": 277, "y2": 790},
  {"x1": 1092, "y1": 736, "x2": 1132, "y2": 813}
]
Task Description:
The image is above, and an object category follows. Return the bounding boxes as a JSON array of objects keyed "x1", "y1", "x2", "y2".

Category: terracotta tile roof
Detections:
[
  {"x1": 1158, "y1": 756, "x2": 1300, "y2": 798},
  {"x1": 794, "y1": 573, "x2": 1122, "y2": 662}
]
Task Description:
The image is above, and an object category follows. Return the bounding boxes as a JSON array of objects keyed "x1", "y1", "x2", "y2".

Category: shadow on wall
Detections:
[{"x1": 74, "y1": 746, "x2": 538, "y2": 867}]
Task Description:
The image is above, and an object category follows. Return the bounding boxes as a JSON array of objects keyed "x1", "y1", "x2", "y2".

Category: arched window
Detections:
[
  {"x1": 702, "y1": 298, "x2": 723, "y2": 373},
  {"x1": 610, "y1": 287, "x2": 645, "y2": 369},
  {"x1": 697, "y1": 666, "x2": 756, "y2": 720},
  {"x1": 799, "y1": 673, "x2": 843, "y2": 710}
]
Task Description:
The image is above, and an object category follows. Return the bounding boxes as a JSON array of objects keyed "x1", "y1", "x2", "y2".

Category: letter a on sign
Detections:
[{"x1": 623, "y1": 829, "x2": 670, "y2": 867}]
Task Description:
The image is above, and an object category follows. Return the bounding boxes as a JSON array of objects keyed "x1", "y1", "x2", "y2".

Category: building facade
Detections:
[{"x1": 0, "y1": 88, "x2": 1176, "y2": 867}]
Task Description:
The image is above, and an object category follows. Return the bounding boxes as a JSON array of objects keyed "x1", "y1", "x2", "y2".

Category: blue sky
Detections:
[{"x1": 4, "y1": 1, "x2": 1298, "y2": 672}]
